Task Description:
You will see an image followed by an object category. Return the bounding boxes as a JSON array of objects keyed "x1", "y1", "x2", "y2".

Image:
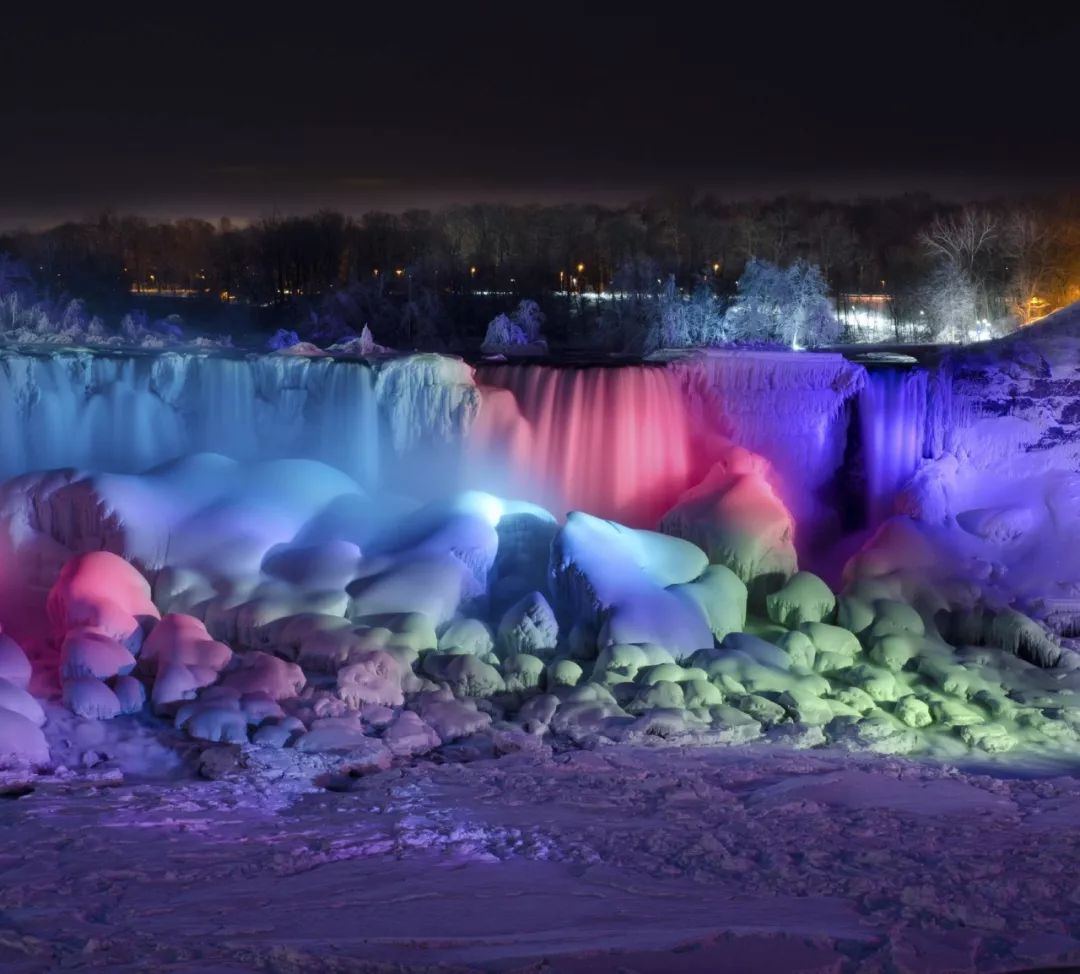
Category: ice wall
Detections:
[
  {"x1": 472, "y1": 351, "x2": 868, "y2": 541},
  {"x1": 668, "y1": 350, "x2": 865, "y2": 537},
  {"x1": 0, "y1": 346, "x2": 872, "y2": 540},
  {"x1": 0, "y1": 352, "x2": 382, "y2": 485},
  {"x1": 472, "y1": 363, "x2": 695, "y2": 525},
  {"x1": 858, "y1": 368, "x2": 928, "y2": 526}
]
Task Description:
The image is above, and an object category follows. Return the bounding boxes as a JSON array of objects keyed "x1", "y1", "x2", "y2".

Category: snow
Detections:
[
  {"x1": 3, "y1": 745, "x2": 1079, "y2": 971},
  {"x1": 549, "y1": 513, "x2": 713, "y2": 660},
  {"x1": 2, "y1": 319, "x2": 1080, "y2": 967},
  {"x1": 660, "y1": 445, "x2": 797, "y2": 601}
]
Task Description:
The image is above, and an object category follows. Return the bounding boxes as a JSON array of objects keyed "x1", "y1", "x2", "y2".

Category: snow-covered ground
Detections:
[{"x1": 2, "y1": 738, "x2": 1080, "y2": 973}]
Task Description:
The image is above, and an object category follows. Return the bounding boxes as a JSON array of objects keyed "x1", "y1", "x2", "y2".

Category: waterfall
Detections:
[
  {"x1": 0, "y1": 351, "x2": 382, "y2": 487},
  {"x1": 859, "y1": 367, "x2": 928, "y2": 525},
  {"x1": 472, "y1": 363, "x2": 696, "y2": 525},
  {"x1": 668, "y1": 349, "x2": 865, "y2": 541},
  {"x1": 0, "y1": 346, "x2": 878, "y2": 543}
]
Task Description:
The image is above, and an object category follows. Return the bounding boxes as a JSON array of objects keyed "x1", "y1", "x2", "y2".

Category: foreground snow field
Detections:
[{"x1": 2, "y1": 741, "x2": 1079, "y2": 973}]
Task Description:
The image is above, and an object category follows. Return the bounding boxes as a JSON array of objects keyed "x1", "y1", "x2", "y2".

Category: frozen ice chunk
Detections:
[
  {"x1": 63, "y1": 677, "x2": 122, "y2": 720},
  {"x1": 60, "y1": 629, "x2": 137, "y2": 680},
  {"x1": 766, "y1": 571, "x2": 836, "y2": 628},
  {"x1": 660, "y1": 447, "x2": 796, "y2": 598},
  {"x1": 0, "y1": 679, "x2": 45, "y2": 726},
  {"x1": 438, "y1": 618, "x2": 494, "y2": 657},
  {"x1": 337, "y1": 651, "x2": 405, "y2": 708},
  {"x1": 550, "y1": 513, "x2": 713, "y2": 662},
  {"x1": 47, "y1": 551, "x2": 159, "y2": 647},
  {"x1": 347, "y1": 554, "x2": 471, "y2": 627},
  {"x1": 0, "y1": 707, "x2": 49, "y2": 767},
  {"x1": 0, "y1": 633, "x2": 32, "y2": 690},
  {"x1": 113, "y1": 675, "x2": 147, "y2": 715},
  {"x1": 497, "y1": 591, "x2": 558, "y2": 659},
  {"x1": 221, "y1": 652, "x2": 305, "y2": 700},
  {"x1": 383, "y1": 710, "x2": 441, "y2": 758},
  {"x1": 670, "y1": 564, "x2": 748, "y2": 641}
]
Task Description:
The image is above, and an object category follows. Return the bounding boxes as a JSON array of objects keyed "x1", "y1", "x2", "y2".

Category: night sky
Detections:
[{"x1": 3, "y1": 5, "x2": 1078, "y2": 226}]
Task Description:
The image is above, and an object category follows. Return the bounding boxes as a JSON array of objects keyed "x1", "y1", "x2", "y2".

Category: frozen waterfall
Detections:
[
  {"x1": 0, "y1": 351, "x2": 382, "y2": 485},
  {"x1": 472, "y1": 362, "x2": 696, "y2": 525},
  {"x1": 0, "y1": 347, "x2": 891, "y2": 541},
  {"x1": 858, "y1": 367, "x2": 928, "y2": 526}
]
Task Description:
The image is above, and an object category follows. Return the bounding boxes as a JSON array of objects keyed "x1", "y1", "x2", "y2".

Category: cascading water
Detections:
[
  {"x1": 0, "y1": 351, "x2": 382, "y2": 487},
  {"x1": 472, "y1": 363, "x2": 696, "y2": 525},
  {"x1": 668, "y1": 349, "x2": 865, "y2": 547},
  {"x1": 0, "y1": 346, "x2": 875, "y2": 544},
  {"x1": 858, "y1": 367, "x2": 928, "y2": 526}
]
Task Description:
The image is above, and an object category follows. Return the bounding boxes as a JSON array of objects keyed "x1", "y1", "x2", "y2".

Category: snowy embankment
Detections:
[
  {"x1": 0, "y1": 437, "x2": 1077, "y2": 776},
  {"x1": 1, "y1": 745, "x2": 1079, "y2": 972},
  {"x1": 896, "y1": 301, "x2": 1080, "y2": 633}
]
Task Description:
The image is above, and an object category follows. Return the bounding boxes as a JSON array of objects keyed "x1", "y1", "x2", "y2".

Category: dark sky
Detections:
[{"x1": 3, "y1": 4, "x2": 1078, "y2": 227}]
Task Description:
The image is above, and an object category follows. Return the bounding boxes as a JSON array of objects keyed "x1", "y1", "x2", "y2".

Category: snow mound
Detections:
[
  {"x1": 661, "y1": 446, "x2": 797, "y2": 602},
  {"x1": 550, "y1": 513, "x2": 713, "y2": 661}
]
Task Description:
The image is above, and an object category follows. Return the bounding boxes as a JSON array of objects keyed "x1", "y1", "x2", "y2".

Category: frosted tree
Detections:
[
  {"x1": 482, "y1": 313, "x2": 528, "y2": 349},
  {"x1": 481, "y1": 299, "x2": 547, "y2": 353},
  {"x1": 724, "y1": 259, "x2": 839, "y2": 347},
  {"x1": 511, "y1": 299, "x2": 545, "y2": 342},
  {"x1": 268, "y1": 328, "x2": 301, "y2": 350},
  {"x1": 918, "y1": 207, "x2": 999, "y2": 330},
  {"x1": 1001, "y1": 211, "x2": 1055, "y2": 324},
  {"x1": 919, "y1": 208, "x2": 998, "y2": 276},
  {"x1": 917, "y1": 262, "x2": 979, "y2": 342},
  {"x1": 647, "y1": 276, "x2": 727, "y2": 352}
]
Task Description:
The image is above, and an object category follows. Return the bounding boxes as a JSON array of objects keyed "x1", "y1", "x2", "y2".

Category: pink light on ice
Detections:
[{"x1": 473, "y1": 363, "x2": 696, "y2": 526}]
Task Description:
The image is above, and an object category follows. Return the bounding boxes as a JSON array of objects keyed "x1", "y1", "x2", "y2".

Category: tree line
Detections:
[{"x1": 1, "y1": 193, "x2": 1078, "y2": 350}]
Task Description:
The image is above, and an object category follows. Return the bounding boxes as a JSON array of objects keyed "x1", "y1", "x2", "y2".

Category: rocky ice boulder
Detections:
[
  {"x1": 660, "y1": 446, "x2": 796, "y2": 602},
  {"x1": 47, "y1": 551, "x2": 160, "y2": 650},
  {"x1": 0, "y1": 632, "x2": 32, "y2": 689},
  {"x1": 549, "y1": 513, "x2": 713, "y2": 661},
  {"x1": 497, "y1": 591, "x2": 558, "y2": 659},
  {"x1": 0, "y1": 707, "x2": 49, "y2": 768}
]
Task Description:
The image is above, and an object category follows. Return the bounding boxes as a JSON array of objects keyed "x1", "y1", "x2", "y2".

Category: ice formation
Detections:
[
  {"x1": 3, "y1": 309, "x2": 1080, "y2": 779},
  {"x1": 472, "y1": 362, "x2": 696, "y2": 523},
  {"x1": 668, "y1": 348, "x2": 865, "y2": 538},
  {"x1": 859, "y1": 367, "x2": 928, "y2": 526}
]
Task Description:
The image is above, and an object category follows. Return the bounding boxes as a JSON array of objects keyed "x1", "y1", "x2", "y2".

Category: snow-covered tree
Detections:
[
  {"x1": 482, "y1": 313, "x2": 527, "y2": 348},
  {"x1": 917, "y1": 262, "x2": 979, "y2": 343},
  {"x1": 647, "y1": 276, "x2": 728, "y2": 352},
  {"x1": 481, "y1": 299, "x2": 547, "y2": 353},
  {"x1": 919, "y1": 208, "x2": 998, "y2": 276},
  {"x1": 511, "y1": 299, "x2": 545, "y2": 342},
  {"x1": 724, "y1": 259, "x2": 839, "y2": 347},
  {"x1": 918, "y1": 207, "x2": 1000, "y2": 333}
]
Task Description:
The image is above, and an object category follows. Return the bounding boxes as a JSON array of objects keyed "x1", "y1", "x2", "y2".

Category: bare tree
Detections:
[
  {"x1": 919, "y1": 207, "x2": 999, "y2": 275},
  {"x1": 1002, "y1": 211, "x2": 1056, "y2": 324},
  {"x1": 919, "y1": 207, "x2": 1000, "y2": 328}
]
